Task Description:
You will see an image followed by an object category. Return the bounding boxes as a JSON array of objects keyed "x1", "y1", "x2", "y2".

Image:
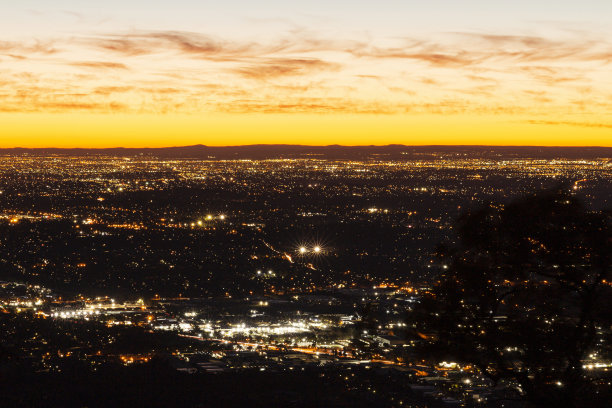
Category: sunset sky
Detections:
[{"x1": 1, "y1": 1, "x2": 612, "y2": 147}]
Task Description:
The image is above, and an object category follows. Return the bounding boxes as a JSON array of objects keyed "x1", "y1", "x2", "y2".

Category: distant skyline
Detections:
[{"x1": 2, "y1": 1, "x2": 612, "y2": 147}]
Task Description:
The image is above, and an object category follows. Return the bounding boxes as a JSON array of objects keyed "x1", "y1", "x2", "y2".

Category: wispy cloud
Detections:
[
  {"x1": 85, "y1": 31, "x2": 258, "y2": 60},
  {"x1": 233, "y1": 58, "x2": 340, "y2": 79},
  {"x1": 33, "y1": 101, "x2": 126, "y2": 112},
  {"x1": 2, "y1": 28, "x2": 611, "y2": 118},
  {"x1": 71, "y1": 29, "x2": 612, "y2": 71},
  {"x1": 0, "y1": 40, "x2": 59, "y2": 55},
  {"x1": 92, "y1": 86, "x2": 134, "y2": 95},
  {"x1": 352, "y1": 46, "x2": 480, "y2": 67},
  {"x1": 526, "y1": 120, "x2": 612, "y2": 129},
  {"x1": 70, "y1": 61, "x2": 129, "y2": 70},
  {"x1": 214, "y1": 98, "x2": 394, "y2": 114}
]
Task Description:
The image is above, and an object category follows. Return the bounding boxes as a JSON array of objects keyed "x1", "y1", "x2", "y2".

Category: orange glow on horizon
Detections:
[{"x1": 2, "y1": 112, "x2": 611, "y2": 148}]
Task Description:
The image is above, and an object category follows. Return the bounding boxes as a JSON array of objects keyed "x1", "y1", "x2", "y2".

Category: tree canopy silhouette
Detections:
[{"x1": 413, "y1": 188, "x2": 612, "y2": 408}]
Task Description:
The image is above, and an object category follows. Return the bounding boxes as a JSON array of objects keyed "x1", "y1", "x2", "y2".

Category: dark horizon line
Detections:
[
  {"x1": 2, "y1": 144, "x2": 612, "y2": 150},
  {"x1": 2, "y1": 144, "x2": 611, "y2": 160}
]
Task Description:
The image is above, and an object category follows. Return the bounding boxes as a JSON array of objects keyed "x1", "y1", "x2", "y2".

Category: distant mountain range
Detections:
[{"x1": 1, "y1": 144, "x2": 611, "y2": 160}]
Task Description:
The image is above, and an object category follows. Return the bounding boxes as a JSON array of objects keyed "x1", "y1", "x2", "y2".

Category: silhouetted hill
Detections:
[{"x1": 1, "y1": 145, "x2": 611, "y2": 160}]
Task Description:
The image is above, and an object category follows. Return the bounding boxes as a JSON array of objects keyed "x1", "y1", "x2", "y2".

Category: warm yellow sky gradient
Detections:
[
  {"x1": 3, "y1": 113, "x2": 612, "y2": 148},
  {"x1": 2, "y1": 2, "x2": 612, "y2": 147}
]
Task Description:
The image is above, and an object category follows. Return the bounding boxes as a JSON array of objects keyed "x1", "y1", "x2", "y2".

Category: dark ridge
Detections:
[{"x1": 1, "y1": 144, "x2": 611, "y2": 160}]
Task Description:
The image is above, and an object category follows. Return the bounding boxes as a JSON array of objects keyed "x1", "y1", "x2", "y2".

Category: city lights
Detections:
[{"x1": 0, "y1": 149, "x2": 610, "y2": 407}]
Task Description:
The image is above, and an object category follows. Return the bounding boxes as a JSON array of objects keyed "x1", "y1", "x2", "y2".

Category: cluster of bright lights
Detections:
[
  {"x1": 153, "y1": 324, "x2": 176, "y2": 331},
  {"x1": 193, "y1": 215, "x2": 226, "y2": 227},
  {"x1": 6, "y1": 299, "x2": 43, "y2": 307},
  {"x1": 154, "y1": 321, "x2": 193, "y2": 331},
  {"x1": 367, "y1": 208, "x2": 390, "y2": 214},
  {"x1": 213, "y1": 321, "x2": 327, "y2": 338},
  {"x1": 583, "y1": 362, "x2": 612, "y2": 370},
  {"x1": 179, "y1": 322, "x2": 194, "y2": 331},
  {"x1": 298, "y1": 246, "x2": 323, "y2": 254},
  {"x1": 52, "y1": 310, "x2": 100, "y2": 318}
]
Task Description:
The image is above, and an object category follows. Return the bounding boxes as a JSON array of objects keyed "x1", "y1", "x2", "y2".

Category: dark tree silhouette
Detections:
[{"x1": 413, "y1": 188, "x2": 612, "y2": 408}]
